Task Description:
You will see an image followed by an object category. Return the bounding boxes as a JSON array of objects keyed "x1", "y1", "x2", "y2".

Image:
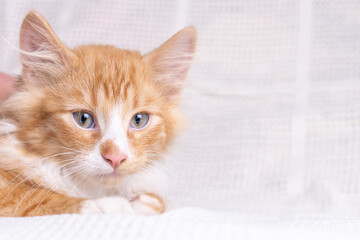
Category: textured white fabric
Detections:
[
  {"x1": 1, "y1": 0, "x2": 360, "y2": 239},
  {"x1": 1, "y1": 209, "x2": 360, "y2": 240}
]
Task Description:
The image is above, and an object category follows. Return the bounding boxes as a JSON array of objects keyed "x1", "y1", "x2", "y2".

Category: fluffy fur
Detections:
[{"x1": 0, "y1": 11, "x2": 196, "y2": 216}]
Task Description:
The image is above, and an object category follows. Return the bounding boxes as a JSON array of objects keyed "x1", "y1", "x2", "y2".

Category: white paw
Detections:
[
  {"x1": 131, "y1": 193, "x2": 165, "y2": 215},
  {"x1": 81, "y1": 196, "x2": 134, "y2": 214}
]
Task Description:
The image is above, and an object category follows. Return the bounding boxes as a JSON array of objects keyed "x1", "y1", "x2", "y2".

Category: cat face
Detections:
[{"x1": 4, "y1": 11, "x2": 195, "y2": 186}]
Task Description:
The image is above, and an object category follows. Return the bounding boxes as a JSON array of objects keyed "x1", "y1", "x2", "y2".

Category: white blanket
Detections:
[
  {"x1": 1, "y1": 0, "x2": 360, "y2": 239},
  {"x1": 1, "y1": 208, "x2": 360, "y2": 240}
]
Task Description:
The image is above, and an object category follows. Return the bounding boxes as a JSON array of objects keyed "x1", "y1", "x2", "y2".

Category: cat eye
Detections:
[
  {"x1": 72, "y1": 111, "x2": 95, "y2": 129},
  {"x1": 130, "y1": 112, "x2": 150, "y2": 130}
]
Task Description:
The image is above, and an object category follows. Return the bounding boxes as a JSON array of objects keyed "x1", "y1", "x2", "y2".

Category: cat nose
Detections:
[{"x1": 102, "y1": 152, "x2": 127, "y2": 169}]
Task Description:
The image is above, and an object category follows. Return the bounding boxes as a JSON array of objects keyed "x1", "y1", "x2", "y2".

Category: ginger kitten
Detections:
[{"x1": 0, "y1": 11, "x2": 196, "y2": 216}]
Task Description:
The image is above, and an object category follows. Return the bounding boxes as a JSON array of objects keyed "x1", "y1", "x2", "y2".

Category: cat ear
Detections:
[
  {"x1": 20, "y1": 11, "x2": 74, "y2": 86},
  {"x1": 143, "y1": 27, "x2": 196, "y2": 102}
]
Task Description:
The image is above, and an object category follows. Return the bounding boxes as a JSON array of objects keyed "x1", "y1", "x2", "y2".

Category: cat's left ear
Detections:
[
  {"x1": 20, "y1": 11, "x2": 75, "y2": 86},
  {"x1": 143, "y1": 27, "x2": 196, "y2": 102}
]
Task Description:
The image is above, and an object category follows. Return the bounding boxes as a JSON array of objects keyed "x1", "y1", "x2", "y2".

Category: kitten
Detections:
[{"x1": 0, "y1": 11, "x2": 195, "y2": 216}]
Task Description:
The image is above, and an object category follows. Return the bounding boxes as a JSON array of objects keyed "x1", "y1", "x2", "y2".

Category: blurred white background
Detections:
[{"x1": 1, "y1": 0, "x2": 360, "y2": 219}]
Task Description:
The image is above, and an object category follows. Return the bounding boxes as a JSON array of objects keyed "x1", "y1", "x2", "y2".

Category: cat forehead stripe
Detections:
[{"x1": 101, "y1": 106, "x2": 129, "y2": 155}]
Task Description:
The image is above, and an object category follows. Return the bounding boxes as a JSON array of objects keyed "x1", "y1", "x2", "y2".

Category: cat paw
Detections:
[
  {"x1": 81, "y1": 196, "x2": 134, "y2": 214},
  {"x1": 130, "y1": 193, "x2": 165, "y2": 215}
]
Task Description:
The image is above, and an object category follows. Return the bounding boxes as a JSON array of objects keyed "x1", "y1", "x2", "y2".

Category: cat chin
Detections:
[
  {"x1": 93, "y1": 171, "x2": 126, "y2": 187},
  {"x1": 100, "y1": 178, "x2": 123, "y2": 187}
]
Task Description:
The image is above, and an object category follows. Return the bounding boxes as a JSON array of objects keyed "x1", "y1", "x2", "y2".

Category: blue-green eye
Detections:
[
  {"x1": 130, "y1": 113, "x2": 150, "y2": 129},
  {"x1": 73, "y1": 111, "x2": 95, "y2": 129}
]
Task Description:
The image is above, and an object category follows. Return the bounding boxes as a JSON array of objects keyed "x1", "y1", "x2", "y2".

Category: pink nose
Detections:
[{"x1": 102, "y1": 152, "x2": 127, "y2": 169}]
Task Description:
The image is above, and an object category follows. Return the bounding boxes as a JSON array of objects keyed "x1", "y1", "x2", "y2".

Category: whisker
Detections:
[
  {"x1": 0, "y1": 171, "x2": 40, "y2": 208},
  {"x1": 13, "y1": 182, "x2": 42, "y2": 216}
]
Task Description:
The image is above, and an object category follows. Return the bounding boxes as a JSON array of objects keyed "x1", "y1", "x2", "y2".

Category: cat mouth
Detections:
[
  {"x1": 95, "y1": 170, "x2": 125, "y2": 186},
  {"x1": 96, "y1": 170, "x2": 121, "y2": 178}
]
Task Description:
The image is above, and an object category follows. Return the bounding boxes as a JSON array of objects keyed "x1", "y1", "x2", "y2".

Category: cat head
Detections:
[{"x1": 3, "y1": 11, "x2": 196, "y2": 186}]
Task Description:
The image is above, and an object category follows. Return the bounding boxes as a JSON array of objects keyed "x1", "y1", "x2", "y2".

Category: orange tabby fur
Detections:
[{"x1": 0, "y1": 11, "x2": 195, "y2": 216}]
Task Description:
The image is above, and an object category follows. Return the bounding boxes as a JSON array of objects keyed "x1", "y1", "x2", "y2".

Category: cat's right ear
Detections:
[
  {"x1": 20, "y1": 11, "x2": 75, "y2": 86},
  {"x1": 143, "y1": 27, "x2": 196, "y2": 103}
]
